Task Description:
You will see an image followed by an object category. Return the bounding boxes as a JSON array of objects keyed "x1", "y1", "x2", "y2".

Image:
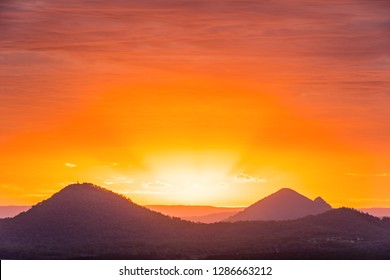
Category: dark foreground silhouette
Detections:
[{"x1": 1, "y1": 183, "x2": 390, "y2": 259}]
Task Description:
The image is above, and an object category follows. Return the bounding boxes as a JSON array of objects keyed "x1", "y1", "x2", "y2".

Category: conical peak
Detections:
[
  {"x1": 314, "y1": 196, "x2": 332, "y2": 209},
  {"x1": 227, "y1": 187, "x2": 332, "y2": 222},
  {"x1": 275, "y1": 188, "x2": 299, "y2": 194},
  {"x1": 314, "y1": 197, "x2": 326, "y2": 203},
  {"x1": 268, "y1": 188, "x2": 308, "y2": 200}
]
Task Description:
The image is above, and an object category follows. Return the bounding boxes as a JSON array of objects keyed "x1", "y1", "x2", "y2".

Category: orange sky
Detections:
[{"x1": 1, "y1": 0, "x2": 390, "y2": 208}]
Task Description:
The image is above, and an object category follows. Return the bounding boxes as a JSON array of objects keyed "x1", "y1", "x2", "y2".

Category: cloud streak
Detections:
[
  {"x1": 142, "y1": 180, "x2": 171, "y2": 189},
  {"x1": 1, "y1": 1, "x2": 389, "y2": 96},
  {"x1": 234, "y1": 173, "x2": 267, "y2": 183},
  {"x1": 103, "y1": 176, "x2": 134, "y2": 185},
  {"x1": 1, "y1": 1, "x2": 389, "y2": 141}
]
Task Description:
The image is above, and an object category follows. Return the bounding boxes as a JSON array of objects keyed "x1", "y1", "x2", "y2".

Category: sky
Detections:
[{"x1": 1, "y1": 0, "x2": 390, "y2": 207}]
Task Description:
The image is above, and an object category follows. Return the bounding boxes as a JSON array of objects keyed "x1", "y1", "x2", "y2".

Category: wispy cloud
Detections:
[
  {"x1": 234, "y1": 173, "x2": 267, "y2": 183},
  {"x1": 142, "y1": 180, "x2": 170, "y2": 189},
  {"x1": 0, "y1": 184, "x2": 24, "y2": 191},
  {"x1": 1, "y1": 0, "x2": 390, "y2": 139},
  {"x1": 65, "y1": 162, "x2": 76, "y2": 168},
  {"x1": 103, "y1": 176, "x2": 134, "y2": 185},
  {"x1": 123, "y1": 190, "x2": 167, "y2": 195}
]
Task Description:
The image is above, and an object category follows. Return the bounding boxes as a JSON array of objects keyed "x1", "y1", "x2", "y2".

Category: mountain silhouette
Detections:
[
  {"x1": 227, "y1": 188, "x2": 332, "y2": 222},
  {"x1": 1, "y1": 183, "x2": 390, "y2": 260},
  {"x1": 1, "y1": 183, "x2": 184, "y2": 248}
]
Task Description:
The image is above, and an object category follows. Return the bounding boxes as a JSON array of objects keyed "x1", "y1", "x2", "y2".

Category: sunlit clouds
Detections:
[
  {"x1": 103, "y1": 176, "x2": 134, "y2": 185},
  {"x1": 234, "y1": 173, "x2": 267, "y2": 183},
  {"x1": 0, "y1": 0, "x2": 390, "y2": 207},
  {"x1": 142, "y1": 180, "x2": 170, "y2": 190}
]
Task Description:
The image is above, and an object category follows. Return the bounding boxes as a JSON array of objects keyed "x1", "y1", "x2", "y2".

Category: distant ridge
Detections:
[
  {"x1": 4, "y1": 204, "x2": 390, "y2": 221},
  {"x1": 2, "y1": 183, "x2": 390, "y2": 260},
  {"x1": 358, "y1": 208, "x2": 390, "y2": 218},
  {"x1": 146, "y1": 205, "x2": 244, "y2": 223},
  {"x1": 0, "y1": 206, "x2": 31, "y2": 218},
  {"x1": 227, "y1": 188, "x2": 332, "y2": 222}
]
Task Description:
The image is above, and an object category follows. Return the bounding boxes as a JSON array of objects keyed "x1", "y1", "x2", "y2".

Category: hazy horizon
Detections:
[{"x1": 1, "y1": 184, "x2": 390, "y2": 221}]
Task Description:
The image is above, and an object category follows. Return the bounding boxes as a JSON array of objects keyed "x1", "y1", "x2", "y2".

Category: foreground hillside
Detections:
[{"x1": 0, "y1": 183, "x2": 390, "y2": 259}]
